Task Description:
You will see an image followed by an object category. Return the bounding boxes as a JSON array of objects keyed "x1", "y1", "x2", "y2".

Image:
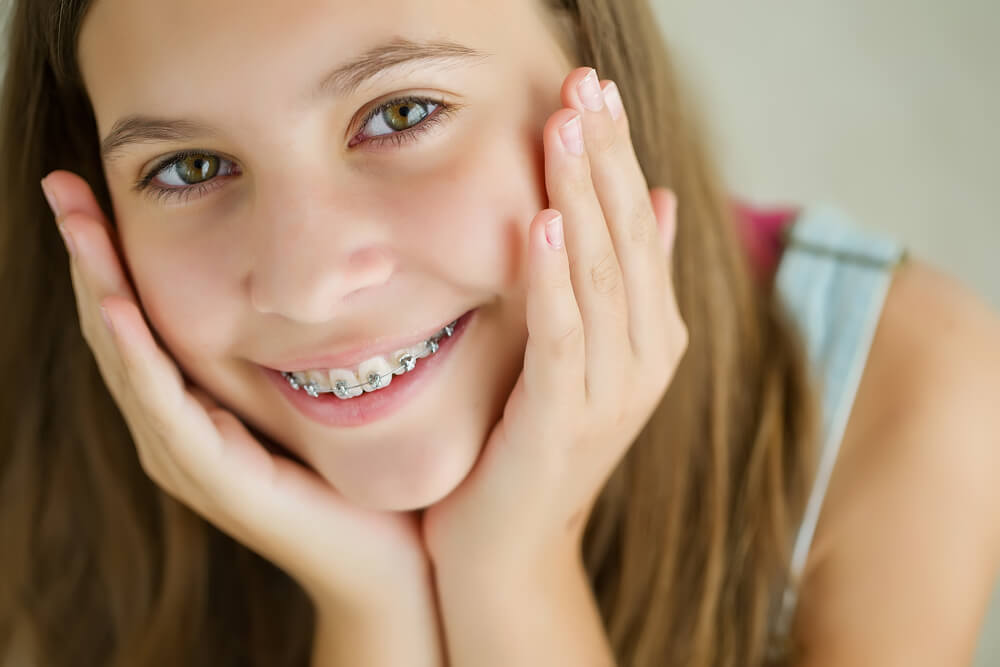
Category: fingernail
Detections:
[
  {"x1": 545, "y1": 213, "x2": 564, "y2": 250},
  {"x1": 559, "y1": 115, "x2": 584, "y2": 156},
  {"x1": 40, "y1": 177, "x2": 60, "y2": 219},
  {"x1": 603, "y1": 82, "x2": 624, "y2": 121},
  {"x1": 58, "y1": 224, "x2": 77, "y2": 257},
  {"x1": 577, "y1": 69, "x2": 604, "y2": 112}
]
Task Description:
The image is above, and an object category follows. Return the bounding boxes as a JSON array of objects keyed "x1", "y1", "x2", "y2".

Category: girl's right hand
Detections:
[{"x1": 42, "y1": 169, "x2": 437, "y2": 619}]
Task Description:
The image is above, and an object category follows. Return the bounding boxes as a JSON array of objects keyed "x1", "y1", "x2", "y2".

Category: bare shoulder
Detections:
[{"x1": 793, "y1": 257, "x2": 1000, "y2": 665}]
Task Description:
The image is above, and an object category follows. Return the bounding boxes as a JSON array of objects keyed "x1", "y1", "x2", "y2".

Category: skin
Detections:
[
  {"x1": 790, "y1": 259, "x2": 1000, "y2": 666},
  {"x1": 40, "y1": 0, "x2": 1000, "y2": 664}
]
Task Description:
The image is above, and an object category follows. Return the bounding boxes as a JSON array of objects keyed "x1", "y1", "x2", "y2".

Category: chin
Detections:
[{"x1": 308, "y1": 427, "x2": 485, "y2": 512}]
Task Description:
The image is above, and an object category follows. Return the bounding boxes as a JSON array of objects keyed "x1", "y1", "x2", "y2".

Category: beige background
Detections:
[
  {"x1": 648, "y1": 1, "x2": 999, "y2": 664},
  {"x1": 2, "y1": 1, "x2": 997, "y2": 664},
  {"x1": 652, "y1": 0, "x2": 999, "y2": 310}
]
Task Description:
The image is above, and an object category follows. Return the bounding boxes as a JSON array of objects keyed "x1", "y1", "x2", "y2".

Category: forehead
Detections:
[{"x1": 78, "y1": 0, "x2": 545, "y2": 127}]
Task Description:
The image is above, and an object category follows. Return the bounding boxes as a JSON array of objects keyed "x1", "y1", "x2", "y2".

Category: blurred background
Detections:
[
  {"x1": 649, "y1": 1, "x2": 998, "y2": 664},
  {"x1": 652, "y1": 0, "x2": 998, "y2": 310},
  {"x1": 2, "y1": 0, "x2": 996, "y2": 663}
]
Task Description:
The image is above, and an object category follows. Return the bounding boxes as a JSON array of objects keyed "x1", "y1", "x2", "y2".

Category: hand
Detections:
[
  {"x1": 422, "y1": 67, "x2": 688, "y2": 576},
  {"x1": 42, "y1": 171, "x2": 436, "y2": 616}
]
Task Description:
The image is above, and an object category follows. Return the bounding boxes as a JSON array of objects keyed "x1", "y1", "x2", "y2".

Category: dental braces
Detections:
[{"x1": 281, "y1": 317, "x2": 459, "y2": 400}]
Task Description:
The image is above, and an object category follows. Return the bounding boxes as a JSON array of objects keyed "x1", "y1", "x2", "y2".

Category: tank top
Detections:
[{"x1": 735, "y1": 200, "x2": 910, "y2": 651}]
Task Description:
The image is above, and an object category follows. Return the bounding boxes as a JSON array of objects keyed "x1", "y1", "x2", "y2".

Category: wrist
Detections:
[
  {"x1": 302, "y1": 547, "x2": 435, "y2": 616},
  {"x1": 305, "y1": 558, "x2": 446, "y2": 667},
  {"x1": 309, "y1": 577, "x2": 445, "y2": 667},
  {"x1": 311, "y1": 604, "x2": 444, "y2": 667},
  {"x1": 430, "y1": 532, "x2": 584, "y2": 585},
  {"x1": 433, "y1": 547, "x2": 615, "y2": 667}
]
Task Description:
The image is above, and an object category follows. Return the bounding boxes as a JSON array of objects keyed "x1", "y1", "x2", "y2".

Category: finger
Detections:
[
  {"x1": 45, "y1": 177, "x2": 206, "y2": 506},
  {"x1": 42, "y1": 170, "x2": 122, "y2": 255},
  {"x1": 48, "y1": 186, "x2": 143, "y2": 417},
  {"x1": 42, "y1": 171, "x2": 137, "y2": 305},
  {"x1": 65, "y1": 257, "x2": 130, "y2": 416},
  {"x1": 59, "y1": 210, "x2": 137, "y2": 307},
  {"x1": 41, "y1": 174, "x2": 130, "y2": 351},
  {"x1": 567, "y1": 72, "x2": 670, "y2": 364},
  {"x1": 523, "y1": 209, "x2": 586, "y2": 416},
  {"x1": 41, "y1": 175, "x2": 208, "y2": 493},
  {"x1": 43, "y1": 177, "x2": 180, "y2": 494},
  {"x1": 100, "y1": 295, "x2": 226, "y2": 486},
  {"x1": 545, "y1": 73, "x2": 629, "y2": 403}
]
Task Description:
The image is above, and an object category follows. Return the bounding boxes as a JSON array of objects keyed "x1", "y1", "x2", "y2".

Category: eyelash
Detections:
[{"x1": 132, "y1": 95, "x2": 455, "y2": 204}]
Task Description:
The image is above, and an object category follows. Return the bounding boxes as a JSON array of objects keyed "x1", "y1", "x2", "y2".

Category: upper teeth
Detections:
[{"x1": 281, "y1": 318, "x2": 458, "y2": 399}]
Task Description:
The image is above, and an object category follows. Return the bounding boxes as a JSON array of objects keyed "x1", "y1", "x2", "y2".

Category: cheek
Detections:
[
  {"x1": 121, "y1": 231, "x2": 242, "y2": 370},
  {"x1": 382, "y1": 129, "x2": 548, "y2": 290}
]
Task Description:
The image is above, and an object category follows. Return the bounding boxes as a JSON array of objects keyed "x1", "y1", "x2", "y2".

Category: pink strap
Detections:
[{"x1": 732, "y1": 199, "x2": 800, "y2": 282}]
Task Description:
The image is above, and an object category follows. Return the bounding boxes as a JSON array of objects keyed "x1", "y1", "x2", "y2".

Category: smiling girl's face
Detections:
[{"x1": 76, "y1": 0, "x2": 575, "y2": 510}]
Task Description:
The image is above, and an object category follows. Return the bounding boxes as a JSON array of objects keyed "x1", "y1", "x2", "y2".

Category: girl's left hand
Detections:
[{"x1": 422, "y1": 67, "x2": 689, "y2": 574}]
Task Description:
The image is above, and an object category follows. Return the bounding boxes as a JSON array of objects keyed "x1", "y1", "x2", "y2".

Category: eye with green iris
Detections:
[
  {"x1": 363, "y1": 97, "x2": 436, "y2": 136},
  {"x1": 139, "y1": 151, "x2": 239, "y2": 194},
  {"x1": 164, "y1": 154, "x2": 223, "y2": 186}
]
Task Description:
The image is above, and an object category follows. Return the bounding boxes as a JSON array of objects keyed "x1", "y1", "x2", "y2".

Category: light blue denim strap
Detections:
[{"x1": 769, "y1": 204, "x2": 909, "y2": 645}]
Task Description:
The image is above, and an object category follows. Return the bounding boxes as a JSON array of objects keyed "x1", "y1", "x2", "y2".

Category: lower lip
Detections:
[{"x1": 262, "y1": 308, "x2": 478, "y2": 429}]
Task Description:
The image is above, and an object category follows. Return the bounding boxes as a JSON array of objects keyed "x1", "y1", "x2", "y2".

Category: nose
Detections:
[{"x1": 247, "y1": 173, "x2": 395, "y2": 322}]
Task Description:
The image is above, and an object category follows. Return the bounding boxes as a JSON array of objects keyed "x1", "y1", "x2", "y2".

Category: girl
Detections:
[{"x1": 3, "y1": 0, "x2": 999, "y2": 665}]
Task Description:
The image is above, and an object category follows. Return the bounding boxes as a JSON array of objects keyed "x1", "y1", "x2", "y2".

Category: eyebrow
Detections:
[{"x1": 100, "y1": 37, "x2": 491, "y2": 163}]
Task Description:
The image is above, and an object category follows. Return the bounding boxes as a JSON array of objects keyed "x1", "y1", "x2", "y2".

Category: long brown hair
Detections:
[{"x1": 0, "y1": 0, "x2": 819, "y2": 664}]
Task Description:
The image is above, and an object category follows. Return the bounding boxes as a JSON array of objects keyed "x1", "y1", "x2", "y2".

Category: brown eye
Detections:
[
  {"x1": 173, "y1": 154, "x2": 220, "y2": 184},
  {"x1": 362, "y1": 98, "x2": 439, "y2": 139},
  {"x1": 381, "y1": 100, "x2": 430, "y2": 131},
  {"x1": 149, "y1": 152, "x2": 236, "y2": 191}
]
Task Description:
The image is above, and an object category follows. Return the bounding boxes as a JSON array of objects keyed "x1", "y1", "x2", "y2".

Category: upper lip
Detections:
[{"x1": 262, "y1": 308, "x2": 472, "y2": 373}]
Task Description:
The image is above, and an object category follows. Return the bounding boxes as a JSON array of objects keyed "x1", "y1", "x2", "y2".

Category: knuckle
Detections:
[
  {"x1": 590, "y1": 251, "x2": 622, "y2": 295},
  {"x1": 548, "y1": 322, "x2": 583, "y2": 357},
  {"x1": 628, "y1": 203, "x2": 658, "y2": 246}
]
